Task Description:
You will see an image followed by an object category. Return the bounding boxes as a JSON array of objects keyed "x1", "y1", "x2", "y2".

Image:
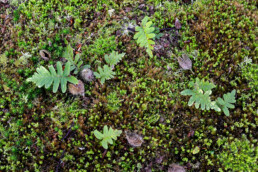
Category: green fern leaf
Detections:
[
  {"x1": 94, "y1": 125, "x2": 122, "y2": 149},
  {"x1": 134, "y1": 16, "x2": 155, "y2": 57},
  {"x1": 27, "y1": 61, "x2": 78, "y2": 93},
  {"x1": 104, "y1": 51, "x2": 125, "y2": 66},
  {"x1": 193, "y1": 78, "x2": 216, "y2": 91},
  {"x1": 216, "y1": 90, "x2": 236, "y2": 116},
  {"x1": 94, "y1": 65, "x2": 115, "y2": 85},
  {"x1": 62, "y1": 44, "x2": 84, "y2": 74},
  {"x1": 62, "y1": 44, "x2": 74, "y2": 61},
  {"x1": 181, "y1": 78, "x2": 220, "y2": 111}
]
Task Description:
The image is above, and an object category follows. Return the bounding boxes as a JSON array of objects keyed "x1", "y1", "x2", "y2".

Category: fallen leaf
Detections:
[
  {"x1": 175, "y1": 18, "x2": 181, "y2": 30},
  {"x1": 3, "y1": 85, "x2": 11, "y2": 93},
  {"x1": 168, "y1": 164, "x2": 186, "y2": 172},
  {"x1": 39, "y1": 50, "x2": 51, "y2": 61},
  {"x1": 68, "y1": 80, "x2": 85, "y2": 97},
  {"x1": 125, "y1": 131, "x2": 143, "y2": 147},
  {"x1": 177, "y1": 54, "x2": 192, "y2": 70},
  {"x1": 0, "y1": 53, "x2": 7, "y2": 67}
]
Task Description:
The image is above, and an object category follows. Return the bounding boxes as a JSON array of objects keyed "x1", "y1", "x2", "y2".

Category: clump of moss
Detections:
[{"x1": 217, "y1": 134, "x2": 257, "y2": 171}]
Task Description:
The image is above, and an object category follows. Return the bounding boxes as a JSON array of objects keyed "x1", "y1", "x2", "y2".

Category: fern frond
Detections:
[
  {"x1": 181, "y1": 78, "x2": 220, "y2": 111},
  {"x1": 182, "y1": 78, "x2": 236, "y2": 116},
  {"x1": 216, "y1": 90, "x2": 236, "y2": 116},
  {"x1": 94, "y1": 125, "x2": 122, "y2": 149},
  {"x1": 134, "y1": 16, "x2": 155, "y2": 57},
  {"x1": 191, "y1": 78, "x2": 216, "y2": 91},
  {"x1": 104, "y1": 51, "x2": 125, "y2": 66},
  {"x1": 94, "y1": 65, "x2": 115, "y2": 85},
  {"x1": 62, "y1": 44, "x2": 84, "y2": 74},
  {"x1": 181, "y1": 89, "x2": 220, "y2": 111},
  {"x1": 27, "y1": 61, "x2": 78, "y2": 93}
]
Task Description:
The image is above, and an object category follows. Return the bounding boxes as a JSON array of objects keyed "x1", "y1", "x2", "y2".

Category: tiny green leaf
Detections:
[
  {"x1": 193, "y1": 146, "x2": 200, "y2": 154},
  {"x1": 94, "y1": 65, "x2": 115, "y2": 85},
  {"x1": 94, "y1": 130, "x2": 103, "y2": 139},
  {"x1": 104, "y1": 51, "x2": 125, "y2": 66},
  {"x1": 62, "y1": 44, "x2": 84, "y2": 74},
  {"x1": 216, "y1": 89, "x2": 236, "y2": 116},
  {"x1": 94, "y1": 125, "x2": 122, "y2": 149}
]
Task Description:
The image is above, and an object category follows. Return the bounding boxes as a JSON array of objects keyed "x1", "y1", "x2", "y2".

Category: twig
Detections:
[
  {"x1": 127, "y1": 27, "x2": 135, "y2": 32},
  {"x1": 55, "y1": 150, "x2": 66, "y2": 172},
  {"x1": 160, "y1": 27, "x2": 175, "y2": 32},
  {"x1": 61, "y1": 122, "x2": 75, "y2": 141}
]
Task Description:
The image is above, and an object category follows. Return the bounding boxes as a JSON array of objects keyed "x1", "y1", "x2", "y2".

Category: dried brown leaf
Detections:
[
  {"x1": 125, "y1": 131, "x2": 143, "y2": 147},
  {"x1": 175, "y1": 18, "x2": 181, "y2": 30},
  {"x1": 68, "y1": 80, "x2": 85, "y2": 97},
  {"x1": 177, "y1": 54, "x2": 192, "y2": 70},
  {"x1": 39, "y1": 50, "x2": 51, "y2": 61},
  {"x1": 168, "y1": 164, "x2": 186, "y2": 172}
]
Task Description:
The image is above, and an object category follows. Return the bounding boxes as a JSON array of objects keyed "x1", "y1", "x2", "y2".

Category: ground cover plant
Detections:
[{"x1": 0, "y1": 0, "x2": 257, "y2": 171}]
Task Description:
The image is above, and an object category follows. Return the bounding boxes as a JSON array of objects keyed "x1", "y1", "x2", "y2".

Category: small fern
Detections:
[
  {"x1": 104, "y1": 51, "x2": 125, "y2": 67},
  {"x1": 62, "y1": 44, "x2": 84, "y2": 74},
  {"x1": 134, "y1": 16, "x2": 155, "y2": 57},
  {"x1": 181, "y1": 78, "x2": 238, "y2": 115},
  {"x1": 94, "y1": 125, "x2": 122, "y2": 149},
  {"x1": 181, "y1": 78, "x2": 219, "y2": 110},
  {"x1": 94, "y1": 65, "x2": 115, "y2": 85},
  {"x1": 216, "y1": 90, "x2": 236, "y2": 116},
  {"x1": 27, "y1": 61, "x2": 78, "y2": 93},
  {"x1": 181, "y1": 87, "x2": 220, "y2": 111}
]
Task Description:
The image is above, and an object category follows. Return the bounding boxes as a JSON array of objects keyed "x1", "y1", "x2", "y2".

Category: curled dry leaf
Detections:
[
  {"x1": 177, "y1": 54, "x2": 192, "y2": 70},
  {"x1": 0, "y1": 0, "x2": 8, "y2": 3},
  {"x1": 168, "y1": 164, "x2": 186, "y2": 172},
  {"x1": 125, "y1": 131, "x2": 143, "y2": 147},
  {"x1": 175, "y1": 18, "x2": 181, "y2": 30},
  {"x1": 68, "y1": 80, "x2": 85, "y2": 97},
  {"x1": 39, "y1": 50, "x2": 51, "y2": 61},
  {"x1": 155, "y1": 155, "x2": 165, "y2": 164},
  {"x1": 144, "y1": 162, "x2": 153, "y2": 172}
]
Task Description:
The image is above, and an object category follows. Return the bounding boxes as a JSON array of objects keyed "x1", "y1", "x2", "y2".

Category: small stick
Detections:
[
  {"x1": 61, "y1": 122, "x2": 75, "y2": 141},
  {"x1": 55, "y1": 150, "x2": 66, "y2": 172}
]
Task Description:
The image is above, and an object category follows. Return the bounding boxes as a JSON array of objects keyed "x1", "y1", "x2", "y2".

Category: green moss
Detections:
[
  {"x1": 217, "y1": 135, "x2": 257, "y2": 171},
  {"x1": 0, "y1": 0, "x2": 257, "y2": 171}
]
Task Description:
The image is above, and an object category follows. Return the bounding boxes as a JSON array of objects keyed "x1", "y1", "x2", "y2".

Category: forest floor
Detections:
[{"x1": 0, "y1": 0, "x2": 257, "y2": 171}]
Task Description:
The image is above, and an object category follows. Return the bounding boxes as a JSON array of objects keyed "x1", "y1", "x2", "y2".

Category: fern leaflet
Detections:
[
  {"x1": 134, "y1": 16, "x2": 155, "y2": 57},
  {"x1": 62, "y1": 44, "x2": 84, "y2": 74},
  {"x1": 94, "y1": 65, "x2": 115, "y2": 85},
  {"x1": 104, "y1": 51, "x2": 125, "y2": 67},
  {"x1": 27, "y1": 61, "x2": 78, "y2": 93},
  {"x1": 94, "y1": 125, "x2": 122, "y2": 149},
  {"x1": 216, "y1": 90, "x2": 236, "y2": 116},
  {"x1": 181, "y1": 78, "x2": 220, "y2": 111}
]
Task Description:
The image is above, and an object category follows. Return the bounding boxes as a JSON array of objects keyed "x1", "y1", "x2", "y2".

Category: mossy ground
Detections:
[{"x1": 0, "y1": 0, "x2": 257, "y2": 171}]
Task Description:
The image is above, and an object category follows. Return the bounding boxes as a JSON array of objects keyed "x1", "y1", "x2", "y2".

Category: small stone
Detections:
[
  {"x1": 80, "y1": 68, "x2": 94, "y2": 82},
  {"x1": 125, "y1": 131, "x2": 143, "y2": 147},
  {"x1": 68, "y1": 80, "x2": 85, "y2": 97}
]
